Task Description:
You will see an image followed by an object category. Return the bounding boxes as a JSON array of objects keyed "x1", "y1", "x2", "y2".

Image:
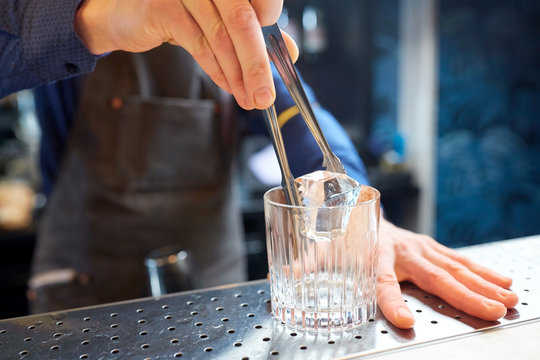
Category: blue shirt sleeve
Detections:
[
  {"x1": 0, "y1": 0, "x2": 100, "y2": 98},
  {"x1": 242, "y1": 65, "x2": 370, "y2": 186}
]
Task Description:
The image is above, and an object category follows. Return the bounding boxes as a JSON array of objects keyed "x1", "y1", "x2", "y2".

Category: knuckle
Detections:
[
  {"x1": 425, "y1": 267, "x2": 449, "y2": 284},
  {"x1": 208, "y1": 20, "x2": 229, "y2": 46},
  {"x1": 190, "y1": 34, "x2": 210, "y2": 58},
  {"x1": 377, "y1": 272, "x2": 398, "y2": 286},
  {"x1": 227, "y1": 5, "x2": 257, "y2": 31},
  {"x1": 247, "y1": 61, "x2": 268, "y2": 82},
  {"x1": 446, "y1": 261, "x2": 466, "y2": 274}
]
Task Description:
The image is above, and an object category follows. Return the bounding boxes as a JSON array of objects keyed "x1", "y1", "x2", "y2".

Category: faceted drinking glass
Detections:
[{"x1": 264, "y1": 185, "x2": 380, "y2": 332}]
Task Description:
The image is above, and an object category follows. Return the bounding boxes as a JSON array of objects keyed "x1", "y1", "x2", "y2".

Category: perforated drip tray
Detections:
[{"x1": 1, "y1": 236, "x2": 539, "y2": 360}]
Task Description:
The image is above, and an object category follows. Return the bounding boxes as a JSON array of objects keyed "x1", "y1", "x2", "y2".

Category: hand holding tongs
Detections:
[{"x1": 261, "y1": 23, "x2": 346, "y2": 206}]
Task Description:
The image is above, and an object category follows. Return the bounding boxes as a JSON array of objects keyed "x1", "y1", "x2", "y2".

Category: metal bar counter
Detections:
[{"x1": 1, "y1": 236, "x2": 539, "y2": 359}]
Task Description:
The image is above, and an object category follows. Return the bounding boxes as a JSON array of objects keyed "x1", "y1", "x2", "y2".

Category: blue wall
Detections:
[{"x1": 436, "y1": 0, "x2": 540, "y2": 246}]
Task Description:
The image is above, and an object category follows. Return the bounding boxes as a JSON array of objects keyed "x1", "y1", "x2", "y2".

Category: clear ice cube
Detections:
[{"x1": 294, "y1": 170, "x2": 361, "y2": 240}]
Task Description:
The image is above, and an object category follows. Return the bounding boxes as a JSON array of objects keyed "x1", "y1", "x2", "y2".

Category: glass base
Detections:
[{"x1": 272, "y1": 299, "x2": 377, "y2": 332}]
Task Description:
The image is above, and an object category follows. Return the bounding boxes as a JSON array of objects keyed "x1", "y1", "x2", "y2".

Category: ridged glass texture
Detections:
[{"x1": 264, "y1": 186, "x2": 380, "y2": 332}]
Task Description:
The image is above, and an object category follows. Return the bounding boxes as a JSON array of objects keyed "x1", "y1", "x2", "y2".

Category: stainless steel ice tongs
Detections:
[{"x1": 261, "y1": 23, "x2": 347, "y2": 206}]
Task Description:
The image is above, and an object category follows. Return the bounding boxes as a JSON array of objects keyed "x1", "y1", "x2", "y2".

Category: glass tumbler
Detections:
[{"x1": 264, "y1": 185, "x2": 380, "y2": 332}]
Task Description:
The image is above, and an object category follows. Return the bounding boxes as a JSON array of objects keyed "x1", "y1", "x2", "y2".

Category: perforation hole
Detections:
[
  {"x1": 81, "y1": 340, "x2": 90, "y2": 345},
  {"x1": 140, "y1": 331, "x2": 148, "y2": 336},
  {"x1": 111, "y1": 324, "x2": 118, "y2": 328},
  {"x1": 82, "y1": 328, "x2": 90, "y2": 333},
  {"x1": 186, "y1": 301, "x2": 194, "y2": 305},
  {"x1": 328, "y1": 340, "x2": 335, "y2": 344},
  {"x1": 165, "y1": 315, "x2": 172, "y2": 319},
  {"x1": 83, "y1": 317, "x2": 91, "y2": 321},
  {"x1": 270, "y1": 350, "x2": 279, "y2": 356},
  {"x1": 381, "y1": 330, "x2": 388, "y2": 334},
  {"x1": 416, "y1": 310, "x2": 422, "y2": 313},
  {"x1": 264, "y1": 299, "x2": 271, "y2": 303},
  {"x1": 141, "y1": 344, "x2": 150, "y2": 349},
  {"x1": 53, "y1": 333, "x2": 62, "y2": 338},
  {"x1": 234, "y1": 342, "x2": 242, "y2": 347},
  {"x1": 355, "y1": 335, "x2": 362, "y2": 339},
  {"x1": 241, "y1": 303, "x2": 248, "y2": 307},
  {"x1": 111, "y1": 349, "x2": 119, "y2": 354},
  {"x1": 247, "y1": 313, "x2": 255, "y2": 318},
  {"x1": 171, "y1": 339, "x2": 179, "y2": 344},
  {"x1": 162, "y1": 305, "x2": 170, "y2": 309},
  {"x1": 24, "y1": 337, "x2": 32, "y2": 342},
  {"x1": 51, "y1": 345, "x2": 59, "y2": 350},
  {"x1": 438, "y1": 305, "x2": 445, "y2": 309},
  {"x1": 431, "y1": 320, "x2": 438, "y2": 324},
  {"x1": 138, "y1": 319, "x2": 146, "y2": 324},
  {"x1": 111, "y1": 336, "x2": 119, "y2": 341},
  {"x1": 56, "y1": 321, "x2": 63, "y2": 326},
  {"x1": 168, "y1": 327, "x2": 176, "y2": 331},
  {"x1": 522, "y1": 302, "x2": 528, "y2": 306},
  {"x1": 110, "y1": 313, "x2": 118, "y2": 317},
  {"x1": 258, "y1": 290, "x2": 266, "y2": 294},
  {"x1": 255, "y1": 325, "x2": 263, "y2": 329},
  {"x1": 290, "y1": 332, "x2": 297, "y2": 336},
  {"x1": 216, "y1": 307, "x2": 224, "y2": 311},
  {"x1": 191, "y1": 311, "x2": 198, "y2": 316},
  {"x1": 80, "y1": 354, "x2": 89, "y2": 359},
  {"x1": 221, "y1": 318, "x2": 229, "y2": 322},
  {"x1": 19, "y1": 350, "x2": 28, "y2": 355},
  {"x1": 137, "y1": 309, "x2": 144, "y2": 313},
  {"x1": 227, "y1": 329, "x2": 235, "y2": 334},
  {"x1": 263, "y1": 337, "x2": 271, "y2": 342},
  {"x1": 27, "y1": 326, "x2": 34, "y2": 330},
  {"x1": 195, "y1": 322, "x2": 203, "y2": 326},
  {"x1": 211, "y1": 297, "x2": 219, "y2": 302},
  {"x1": 300, "y1": 345, "x2": 308, "y2": 350},
  {"x1": 174, "y1": 353, "x2": 183, "y2": 358},
  {"x1": 234, "y1": 293, "x2": 242, "y2": 298},
  {"x1": 204, "y1": 347, "x2": 213, "y2": 352},
  {"x1": 199, "y1": 334, "x2": 208, "y2": 339}
]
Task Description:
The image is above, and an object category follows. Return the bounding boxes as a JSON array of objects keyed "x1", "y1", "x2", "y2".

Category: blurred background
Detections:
[{"x1": 1, "y1": 0, "x2": 539, "y2": 318}]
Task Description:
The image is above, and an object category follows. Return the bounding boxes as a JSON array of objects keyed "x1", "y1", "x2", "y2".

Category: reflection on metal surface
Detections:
[{"x1": 0, "y1": 236, "x2": 539, "y2": 359}]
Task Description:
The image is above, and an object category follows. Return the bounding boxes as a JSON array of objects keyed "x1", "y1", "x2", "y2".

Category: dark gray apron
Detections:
[{"x1": 29, "y1": 45, "x2": 246, "y2": 313}]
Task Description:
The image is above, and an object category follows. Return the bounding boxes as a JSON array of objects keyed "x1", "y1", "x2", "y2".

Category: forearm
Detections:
[{"x1": 0, "y1": 0, "x2": 100, "y2": 98}]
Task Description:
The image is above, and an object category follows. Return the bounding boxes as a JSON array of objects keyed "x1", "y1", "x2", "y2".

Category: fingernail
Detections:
[
  {"x1": 398, "y1": 307, "x2": 412, "y2": 319},
  {"x1": 253, "y1": 87, "x2": 274, "y2": 108}
]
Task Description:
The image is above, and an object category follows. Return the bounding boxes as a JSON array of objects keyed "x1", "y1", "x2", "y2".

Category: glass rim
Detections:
[{"x1": 263, "y1": 185, "x2": 380, "y2": 210}]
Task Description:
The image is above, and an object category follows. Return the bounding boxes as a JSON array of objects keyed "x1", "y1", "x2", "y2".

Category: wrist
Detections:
[{"x1": 74, "y1": 0, "x2": 116, "y2": 55}]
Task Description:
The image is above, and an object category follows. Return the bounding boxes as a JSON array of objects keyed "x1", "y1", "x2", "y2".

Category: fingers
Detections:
[
  {"x1": 404, "y1": 256, "x2": 508, "y2": 321},
  {"x1": 425, "y1": 249, "x2": 519, "y2": 309},
  {"x1": 376, "y1": 242, "x2": 415, "y2": 329},
  {"x1": 432, "y1": 243, "x2": 513, "y2": 289},
  {"x1": 182, "y1": 0, "x2": 251, "y2": 108},
  {"x1": 281, "y1": 31, "x2": 299, "y2": 63},
  {"x1": 213, "y1": 0, "x2": 276, "y2": 109},
  {"x1": 377, "y1": 273, "x2": 415, "y2": 329},
  {"x1": 250, "y1": 0, "x2": 283, "y2": 26}
]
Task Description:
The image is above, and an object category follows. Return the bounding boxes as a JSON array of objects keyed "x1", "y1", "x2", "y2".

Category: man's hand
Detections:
[
  {"x1": 377, "y1": 217, "x2": 519, "y2": 329},
  {"x1": 74, "y1": 0, "x2": 299, "y2": 110}
]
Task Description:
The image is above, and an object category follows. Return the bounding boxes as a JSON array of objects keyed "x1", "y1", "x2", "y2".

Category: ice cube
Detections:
[
  {"x1": 295, "y1": 170, "x2": 361, "y2": 207},
  {"x1": 294, "y1": 170, "x2": 361, "y2": 240}
]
